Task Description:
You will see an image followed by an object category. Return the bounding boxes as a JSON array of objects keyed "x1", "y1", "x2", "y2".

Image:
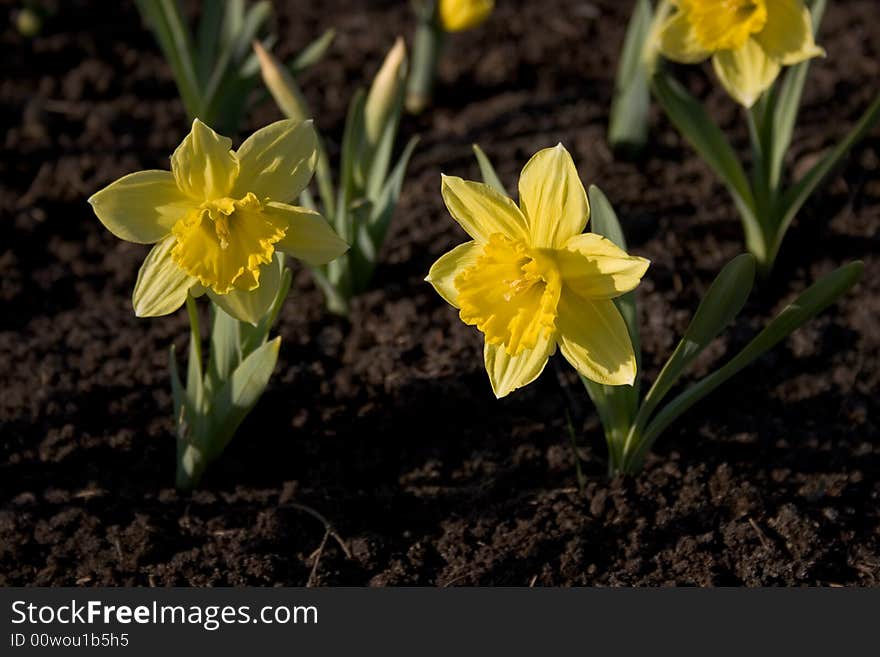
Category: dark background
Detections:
[{"x1": 1, "y1": 0, "x2": 878, "y2": 585}]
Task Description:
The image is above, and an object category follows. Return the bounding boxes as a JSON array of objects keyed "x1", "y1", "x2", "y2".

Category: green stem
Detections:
[
  {"x1": 746, "y1": 102, "x2": 777, "y2": 275},
  {"x1": 185, "y1": 294, "x2": 203, "y2": 378},
  {"x1": 406, "y1": 3, "x2": 443, "y2": 114}
]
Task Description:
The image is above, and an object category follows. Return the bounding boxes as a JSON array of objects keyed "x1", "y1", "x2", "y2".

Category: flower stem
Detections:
[
  {"x1": 185, "y1": 294, "x2": 203, "y2": 379},
  {"x1": 406, "y1": 3, "x2": 444, "y2": 114}
]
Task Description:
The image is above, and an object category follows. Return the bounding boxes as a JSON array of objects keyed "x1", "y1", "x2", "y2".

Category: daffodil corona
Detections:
[
  {"x1": 658, "y1": 0, "x2": 824, "y2": 107},
  {"x1": 89, "y1": 119, "x2": 348, "y2": 324},
  {"x1": 427, "y1": 145, "x2": 650, "y2": 397}
]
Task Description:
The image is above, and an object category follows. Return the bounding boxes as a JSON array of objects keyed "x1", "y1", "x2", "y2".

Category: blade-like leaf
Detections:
[
  {"x1": 637, "y1": 261, "x2": 863, "y2": 457},
  {"x1": 629, "y1": 254, "x2": 756, "y2": 443},
  {"x1": 337, "y1": 89, "x2": 367, "y2": 238},
  {"x1": 367, "y1": 136, "x2": 419, "y2": 247},
  {"x1": 365, "y1": 86, "x2": 405, "y2": 202},
  {"x1": 587, "y1": 184, "x2": 641, "y2": 386},
  {"x1": 608, "y1": 0, "x2": 653, "y2": 155},
  {"x1": 195, "y1": 0, "x2": 223, "y2": 86},
  {"x1": 135, "y1": 0, "x2": 203, "y2": 121},
  {"x1": 472, "y1": 144, "x2": 508, "y2": 196},
  {"x1": 578, "y1": 185, "x2": 642, "y2": 456},
  {"x1": 771, "y1": 93, "x2": 880, "y2": 266},
  {"x1": 206, "y1": 302, "x2": 242, "y2": 396},
  {"x1": 205, "y1": 336, "x2": 281, "y2": 460},
  {"x1": 768, "y1": 0, "x2": 826, "y2": 190},
  {"x1": 289, "y1": 29, "x2": 336, "y2": 75},
  {"x1": 652, "y1": 72, "x2": 763, "y2": 256}
]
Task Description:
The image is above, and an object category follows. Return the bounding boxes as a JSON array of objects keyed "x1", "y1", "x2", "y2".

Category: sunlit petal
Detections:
[
  {"x1": 557, "y1": 290, "x2": 636, "y2": 386},
  {"x1": 269, "y1": 202, "x2": 348, "y2": 266},
  {"x1": 559, "y1": 233, "x2": 650, "y2": 299},
  {"x1": 441, "y1": 175, "x2": 529, "y2": 242},
  {"x1": 712, "y1": 38, "x2": 781, "y2": 108},
  {"x1": 425, "y1": 241, "x2": 482, "y2": 307},
  {"x1": 233, "y1": 119, "x2": 318, "y2": 203},
  {"x1": 133, "y1": 236, "x2": 195, "y2": 317},
  {"x1": 171, "y1": 119, "x2": 239, "y2": 201},
  {"x1": 518, "y1": 144, "x2": 589, "y2": 248},
  {"x1": 88, "y1": 170, "x2": 193, "y2": 244},
  {"x1": 484, "y1": 333, "x2": 556, "y2": 398}
]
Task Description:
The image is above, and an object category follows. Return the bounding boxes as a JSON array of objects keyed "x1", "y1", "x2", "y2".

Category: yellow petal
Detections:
[
  {"x1": 269, "y1": 202, "x2": 348, "y2": 266},
  {"x1": 88, "y1": 170, "x2": 193, "y2": 244},
  {"x1": 755, "y1": 0, "x2": 824, "y2": 65},
  {"x1": 484, "y1": 333, "x2": 555, "y2": 398},
  {"x1": 658, "y1": 9, "x2": 711, "y2": 63},
  {"x1": 207, "y1": 254, "x2": 282, "y2": 325},
  {"x1": 425, "y1": 240, "x2": 482, "y2": 307},
  {"x1": 233, "y1": 119, "x2": 318, "y2": 204},
  {"x1": 439, "y1": 0, "x2": 494, "y2": 32},
  {"x1": 711, "y1": 38, "x2": 781, "y2": 108},
  {"x1": 171, "y1": 119, "x2": 239, "y2": 201},
  {"x1": 558, "y1": 233, "x2": 650, "y2": 299},
  {"x1": 441, "y1": 175, "x2": 529, "y2": 242},
  {"x1": 518, "y1": 144, "x2": 589, "y2": 249},
  {"x1": 556, "y1": 290, "x2": 636, "y2": 386},
  {"x1": 133, "y1": 235, "x2": 195, "y2": 317}
]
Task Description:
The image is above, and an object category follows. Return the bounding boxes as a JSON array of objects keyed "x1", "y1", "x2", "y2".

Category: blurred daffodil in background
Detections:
[
  {"x1": 427, "y1": 145, "x2": 649, "y2": 397},
  {"x1": 438, "y1": 0, "x2": 494, "y2": 32},
  {"x1": 89, "y1": 118, "x2": 347, "y2": 325},
  {"x1": 658, "y1": 0, "x2": 824, "y2": 107},
  {"x1": 406, "y1": 0, "x2": 495, "y2": 113}
]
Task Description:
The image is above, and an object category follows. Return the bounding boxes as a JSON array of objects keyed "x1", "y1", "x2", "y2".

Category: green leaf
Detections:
[
  {"x1": 472, "y1": 144, "x2": 508, "y2": 196},
  {"x1": 289, "y1": 29, "x2": 336, "y2": 75},
  {"x1": 367, "y1": 136, "x2": 419, "y2": 249},
  {"x1": 195, "y1": 0, "x2": 223, "y2": 87},
  {"x1": 240, "y1": 263, "x2": 292, "y2": 358},
  {"x1": 337, "y1": 89, "x2": 367, "y2": 238},
  {"x1": 608, "y1": 0, "x2": 653, "y2": 155},
  {"x1": 768, "y1": 0, "x2": 826, "y2": 190},
  {"x1": 587, "y1": 184, "x2": 641, "y2": 382},
  {"x1": 205, "y1": 336, "x2": 282, "y2": 460},
  {"x1": 205, "y1": 303, "x2": 241, "y2": 396},
  {"x1": 627, "y1": 253, "x2": 756, "y2": 453},
  {"x1": 638, "y1": 261, "x2": 863, "y2": 458},
  {"x1": 365, "y1": 87, "x2": 405, "y2": 202},
  {"x1": 578, "y1": 185, "x2": 642, "y2": 463},
  {"x1": 135, "y1": 0, "x2": 203, "y2": 121},
  {"x1": 771, "y1": 93, "x2": 880, "y2": 267},
  {"x1": 652, "y1": 72, "x2": 766, "y2": 260}
]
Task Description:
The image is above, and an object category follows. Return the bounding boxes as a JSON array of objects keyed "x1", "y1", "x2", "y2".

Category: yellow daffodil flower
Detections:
[
  {"x1": 426, "y1": 144, "x2": 650, "y2": 398},
  {"x1": 439, "y1": 0, "x2": 494, "y2": 32},
  {"x1": 658, "y1": 0, "x2": 824, "y2": 107},
  {"x1": 89, "y1": 119, "x2": 348, "y2": 324}
]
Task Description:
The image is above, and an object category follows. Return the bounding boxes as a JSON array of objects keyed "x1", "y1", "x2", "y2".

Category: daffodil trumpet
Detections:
[
  {"x1": 256, "y1": 37, "x2": 418, "y2": 316},
  {"x1": 460, "y1": 146, "x2": 862, "y2": 476},
  {"x1": 89, "y1": 118, "x2": 348, "y2": 488},
  {"x1": 405, "y1": 0, "x2": 494, "y2": 114},
  {"x1": 652, "y1": 0, "x2": 880, "y2": 275}
]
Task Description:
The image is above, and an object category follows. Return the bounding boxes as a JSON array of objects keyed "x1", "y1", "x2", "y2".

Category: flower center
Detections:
[
  {"x1": 171, "y1": 192, "x2": 287, "y2": 295},
  {"x1": 686, "y1": 0, "x2": 767, "y2": 52},
  {"x1": 455, "y1": 234, "x2": 561, "y2": 356}
]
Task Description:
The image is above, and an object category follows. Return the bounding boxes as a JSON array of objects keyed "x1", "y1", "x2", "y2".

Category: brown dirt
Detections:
[{"x1": 1, "y1": 0, "x2": 879, "y2": 586}]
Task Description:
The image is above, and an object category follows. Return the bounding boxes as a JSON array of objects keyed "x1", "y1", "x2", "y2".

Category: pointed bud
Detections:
[
  {"x1": 253, "y1": 41, "x2": 312, "y2": 123},
  {"x1": 364, "y1": 37, "x2": 408, "y2": 149}
]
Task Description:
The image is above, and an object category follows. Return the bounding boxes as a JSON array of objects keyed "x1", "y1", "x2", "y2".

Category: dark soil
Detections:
[{"x1": 1, "y1": 0, "x2": 878, "y2": 586}]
